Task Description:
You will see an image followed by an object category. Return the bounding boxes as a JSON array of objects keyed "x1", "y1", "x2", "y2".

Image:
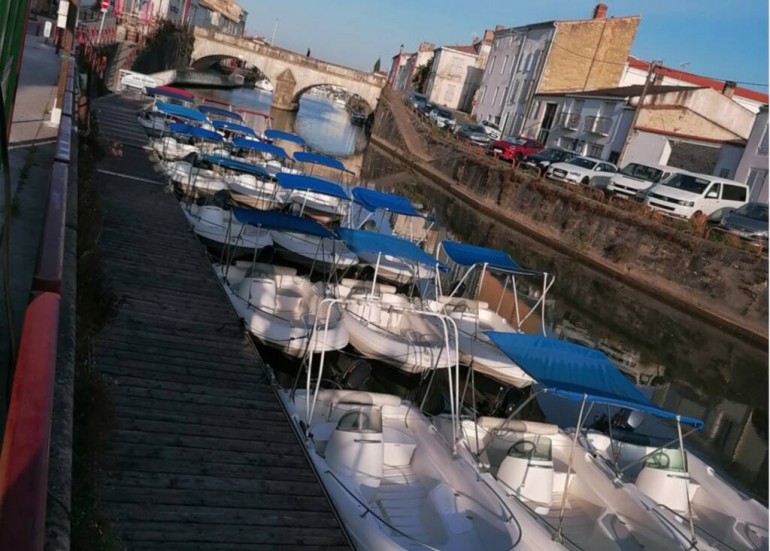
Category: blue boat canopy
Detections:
[
  {"x1": 276, "y1": 173, "x2": 349, "y2": 200},
  {"x1": 232, "y1": 208, "x2": 334, "y2": 237},
  {"x1": 293, "y1": 151, "x2": 346, "y2": 172},
  {"x1": 265, "y1": 129, "x2": 306, "y2": 146},
  {"x1": 441, "y1": 241, "x2": 543, "y2": 276},
  {"x1": 212, "y1": 120, "x2": 256, "y2": 137},
  {"x1": 485, "y1": 333, "x2": 704, "y2": 428},
  {"x1": 198, "y1": 104, "x2": 244, "y2": 122},
  {"x1": 232, "y1": 137, "x2": 288, "y2": 159},
  {"x1": 167, "y1": 122, "x2": 223, "y2": 142},
  {"x1": 351, "y1": 187, "x2": 421, "y2": 217},
  {"x1": 336, "y1": 228, "x2": 449, "y2": 271},
  {"x1": 145, "y1": 86, "x2": 193, "y2": 104},
  {"x1": 155, "y1": 102, "x2": 207, "y2": 123},
  {"x1": 204, "y1": 156, "x2": 272, "y2": 178}
]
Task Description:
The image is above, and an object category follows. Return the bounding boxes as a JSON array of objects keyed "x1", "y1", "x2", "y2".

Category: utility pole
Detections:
[{"x1": 617, "y1": 60, "x2": 659, "y2": 167}]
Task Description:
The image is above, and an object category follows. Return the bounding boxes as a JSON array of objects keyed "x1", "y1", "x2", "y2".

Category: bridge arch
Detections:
[
  {"x1": 292, "y1": 84, "x2": 374, "y2": 113},
  {"x1": 191, "y1": 27, "x2": 386, "y2": 112}
]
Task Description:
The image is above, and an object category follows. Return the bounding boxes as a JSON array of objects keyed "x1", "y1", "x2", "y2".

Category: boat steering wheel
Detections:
[
  {"x1": 649, "y1": 451, "x2": 670, "y2": 468},
  {"x1": 510, "y1": 440, "x2": 536, "y2": 456}
]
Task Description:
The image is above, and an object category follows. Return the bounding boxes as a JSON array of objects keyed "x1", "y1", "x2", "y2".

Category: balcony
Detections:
[
  {"x1": 584, "y1": 115, "x2": 613, "y2": 136},
  {"x1": 557, "y1": 112, "x2": 581, "y2": 131}
]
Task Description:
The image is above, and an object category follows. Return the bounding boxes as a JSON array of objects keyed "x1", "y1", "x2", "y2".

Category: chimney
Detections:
[
  {"x1": 722, "y1": 80, "x2": 737, "y2": 98},
  {"x1": 592, "y1": 3, "x2": 608, "y2": 19},
  {"x1": 483, "y1": 29, "x2": 494, "y2": 42},
  {"x1": 495, "y1": 24, "x2": 505, "y2": 31},
  {"x1": 652, "y1": 73, "x2": 664, "y2": 86}
]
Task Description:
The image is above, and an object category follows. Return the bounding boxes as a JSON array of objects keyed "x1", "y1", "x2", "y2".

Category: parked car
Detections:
[
  {"x1": 454, "y1": 123, "x2": 491, "y2": 146},
  {"x1": 719, "y1": 201, "x2": 768, "y2": 247},
  {"x1": 487, "y1": 136, "x2": 544, "y2": 163},
  {"x1": 520, "y1": 147, "x2": 576, "y2": 174},
  {"x1": 604, "y1": 162, "x2": 688, "y2": 198},
  {"x1": 428, "y1": 107, "x2": 456, "y2": 130},
  {"x1": 546, "y1": 156, "x2": 618, "y2": 185},
  {"x1": 418, "y1": 101, "x2": 437, "y2": 118},
  {"x1": 480, "y1": 120, "x2": 501, "y2": 140},
  {"x1": 408, "y1": 91, "x2": 428, "y2": 111},
  {"x1": 644, "y1": 172, "x2": 750, "y2": 221}
]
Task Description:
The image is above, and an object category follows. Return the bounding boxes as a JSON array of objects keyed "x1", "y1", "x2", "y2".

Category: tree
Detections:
[
  {"x1": 412, "y1": 57, "x2": 433, "y2": 93},
  {"x1": 372, "y1": 57, "x2": 381, "y2": 73}
]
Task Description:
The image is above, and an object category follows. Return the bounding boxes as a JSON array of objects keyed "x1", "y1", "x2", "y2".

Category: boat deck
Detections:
[{"x1": 89, "y1": 94, "x2": 351, "y2": 550}]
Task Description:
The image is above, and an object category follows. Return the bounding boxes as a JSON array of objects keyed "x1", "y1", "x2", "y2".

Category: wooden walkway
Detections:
[{"x1": 90, "y1": 95, "x2": 351, "y2": 550}]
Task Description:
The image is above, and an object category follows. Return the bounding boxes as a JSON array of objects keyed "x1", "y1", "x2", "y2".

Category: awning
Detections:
[
  {"x1": 276, "y1": 173, "x2": 349, "y2": 200},
  {"x1": 167, "y1": 122, "x2": 223, "y2": 142},
  {"x1": 155, "y1": 102, "x2": 207, "y2": 123},
  {"x1": 232, "y1": 208, "x2": 334, "y2": 237},
  {"x1": 336, "y1": 228, "x2": 449, "y2": 271},
  {"x1": 232, "y1": 137, "x2": 288, "y2": 159},
  {"x1": 145, "y1": 86, "x2": 193, "y2": 104},
  {"x1": 198, "y1": 104, "x2": 244, "y2": 122},
  {"x1": 265, "y1": 129, "x2": 306, "y2": 146},
  {"x1": 351, "y1": 187, "x2": 421, "y2": 217},
  {"x1": 155, "y1": 85, "x2": 195, "y2": 100},
  {"x1": 485, "y1": 333, "x2": 704, "y2": 428},
  {"x1": 293, "y1": 151, "x2": 346, "y2": 172},
  {"x1": 212, "y1": 120, "x2": 256, "y2": 137},
  {"x1": 441, "y1": 241, "x2": 544, "y2": 276},
  {"x1": 205, "y1": 156, "x2": 272, "y2": 178}
]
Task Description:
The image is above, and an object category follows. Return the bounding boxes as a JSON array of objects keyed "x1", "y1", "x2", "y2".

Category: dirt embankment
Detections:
[{"x1": 366, "y1": 90, "x2": 768, "y2": 344}]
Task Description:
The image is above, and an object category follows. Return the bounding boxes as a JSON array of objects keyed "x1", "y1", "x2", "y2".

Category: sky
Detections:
[{"x1": 240, "y1": 0, "x2": 769, "y2": 92}]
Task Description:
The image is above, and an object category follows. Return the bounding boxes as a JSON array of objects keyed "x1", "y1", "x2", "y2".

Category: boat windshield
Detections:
[
  {"x1": 334, "y1": 405, "x2": 383, "y2": 433},
  {"x1": 619, "y1": 163, "x2": 664, "y2": 183}
]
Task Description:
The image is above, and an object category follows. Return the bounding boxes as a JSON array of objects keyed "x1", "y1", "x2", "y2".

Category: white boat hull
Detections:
[
  {"x1": 181, "y1": 205, "x2": 273, "y2": 258},
  {"x1": 271, "y1": 231, "x2": 358, "y2": 272},
  {"x1": 213, "y1": 263, "x2": 348, "y2": 357}
]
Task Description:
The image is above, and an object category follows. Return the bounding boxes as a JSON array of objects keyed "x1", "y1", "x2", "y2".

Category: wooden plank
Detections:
[{"x1": 89, "y1": 99, "x2": 350, "y2": 549}]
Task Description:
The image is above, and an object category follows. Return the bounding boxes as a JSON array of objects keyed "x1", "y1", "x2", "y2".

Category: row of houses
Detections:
[
  {"x1": 387, "y1": 3, "x2": 769, "y2": 202},
  {"x1": 101, "y1": 0, "x2": 248, "y2": 36}
]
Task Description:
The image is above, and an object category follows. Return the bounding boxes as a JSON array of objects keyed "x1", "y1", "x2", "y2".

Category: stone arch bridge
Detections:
[{"x1": 191, "y1": 27, "x2": 386, "y2": 111}]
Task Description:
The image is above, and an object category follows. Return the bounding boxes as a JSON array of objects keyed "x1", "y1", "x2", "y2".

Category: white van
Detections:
[
  {"x1": 605, "y1": 163, "x2": 687, "y2": 198},
  {"x1": 644, "y1": 171, "x2": 749, "y2": 221}
]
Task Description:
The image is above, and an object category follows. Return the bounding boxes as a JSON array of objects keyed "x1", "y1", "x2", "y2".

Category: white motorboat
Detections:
[
  {"x1": 484, "y1": 331, "x2": 767, "y2": 551},
  {"x1": 333, "y1": 228, "x2": 462, "y2": 374},
  {"x1": 254, "y1": 78, "x2": 273, "y2": 92},
  {"x1": 585, "y1": 423, "x2": 769, "y2": 551},
  {"x1": 151, "y1": 122, "x2": 225, "y2": 161},
  {"x1": 348, "y1": 186, "x2": 435, "y2": 245},
  {"x1": 271, "y1": 230, "x2": 358, "y2": 272},
  {"x1": 213, "y1": 262, "x2": 347, "y2": 357},
  {"x1": 336, "y1": 279, "x2": 458, "y2": 373},
  {"x1": 436, "y1": 415, "x2": 698, "y2": 551},
  {"x1": 151, "y1": 136, "x2": 199, "y2": 161},
  {"x1": 211, "y1": 119, "x2": 258, "y2": 143},
  {"x1": 277, "y1": 327, "x2": 563, "y2": 551},
  {"x1": 425, "y1": 241, "x2": 555, "y2": 388},
  {"x1": 228, "y1": 172, "x2": 288, "y2": 211},
  {"x1": 180, "y1": 199, "x2": 273, "y2": 259},
  {"x1": 168, "y1": 155, "x2": 229, "y2": 197},
  {"x1": 277, "y1": 172, "x2": 350, "y2": 226}
]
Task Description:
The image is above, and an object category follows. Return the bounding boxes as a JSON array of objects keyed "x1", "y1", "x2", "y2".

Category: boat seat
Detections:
[
  {"x1": 237, "y1": 278, "x2": 276, "y2": 309},
  {"x1": 382, "y1": 427, "x2": 417, "y2": 467},
  {"x1": 274, "y1": 290, "x2": 303, "y2": 314},
  {"x1": 478, "y1": 417, "x2": 559, "y2": 435}
]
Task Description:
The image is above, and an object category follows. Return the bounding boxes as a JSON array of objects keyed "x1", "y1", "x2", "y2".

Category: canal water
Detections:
[{"x1": 189, "y1": 85, "x2": 768, "y2": 500}]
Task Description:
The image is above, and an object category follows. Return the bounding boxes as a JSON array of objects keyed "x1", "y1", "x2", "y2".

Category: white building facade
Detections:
[
  {"x1": 473, "y1": 23, "x2": 554, "y2": 137},
  {"x1": 424, "y1": 45, "x2": 483, "y2": 112},
  {"x1": 734, "y1": 105, "x2": 769, "y2": 202}
]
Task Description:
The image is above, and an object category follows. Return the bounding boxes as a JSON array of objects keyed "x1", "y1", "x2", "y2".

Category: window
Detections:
[
  {"x1": 722, "y1": 184, "x2": 747, "y2": 202},
  {"x1": 450, "y1": 58, "x2": 463, "y2": 76},
  {"x1": 747, "y1": 168, "x2": 768, "y2": 191},
  {"x1": 586, "y1": 142, "x2": 603, "y2": 158},
  {"x1": 479, "y1": 87, "x2": 487, "y2": 104},
  {"x1": 501, "y1": 55, "x2": 508, "y2": 74},
  {"x1": 758, "y1": 127, "x2": 769, "y2": 156},
  {"x1": 559, "y1": 137, "x2": 577, "y2": 151},
  {"x1": 519, "y1": 79, "x2": 531, "y2": 104},
  {"x1": 599, "y1": 163, "x2": 617, "y2": 173},
  {"x1": 491, "y1": 87, "x2": 499, "y2": 105},
  {"x1": 705, "y1": 183, "x2": 721, "y2": 199},
  {"x1": 719, "y1": 168, "x2": 731, "y2": 178},
  {"x1": 509, "y1": 80, "x2": 520, "y2": 104},
  {"x1": 500, "y1": 86, "x2": 508, "y2": 106},
  {"x1": 488, "y1": 57, "x2": 496, "y2": 74}
]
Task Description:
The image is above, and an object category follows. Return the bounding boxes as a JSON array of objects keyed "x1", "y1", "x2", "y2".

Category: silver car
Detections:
[
  {"x1": 719, "y1": 201, "x2": 768, "y2": 246},
  {"x1": 455, "y1": 123, "x2": 491, "y2": 146}
]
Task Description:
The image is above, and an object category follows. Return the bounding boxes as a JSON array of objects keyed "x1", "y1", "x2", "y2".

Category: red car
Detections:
[{"x1": 486, "y1": 136, "x2": 545, "y2": 163}]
